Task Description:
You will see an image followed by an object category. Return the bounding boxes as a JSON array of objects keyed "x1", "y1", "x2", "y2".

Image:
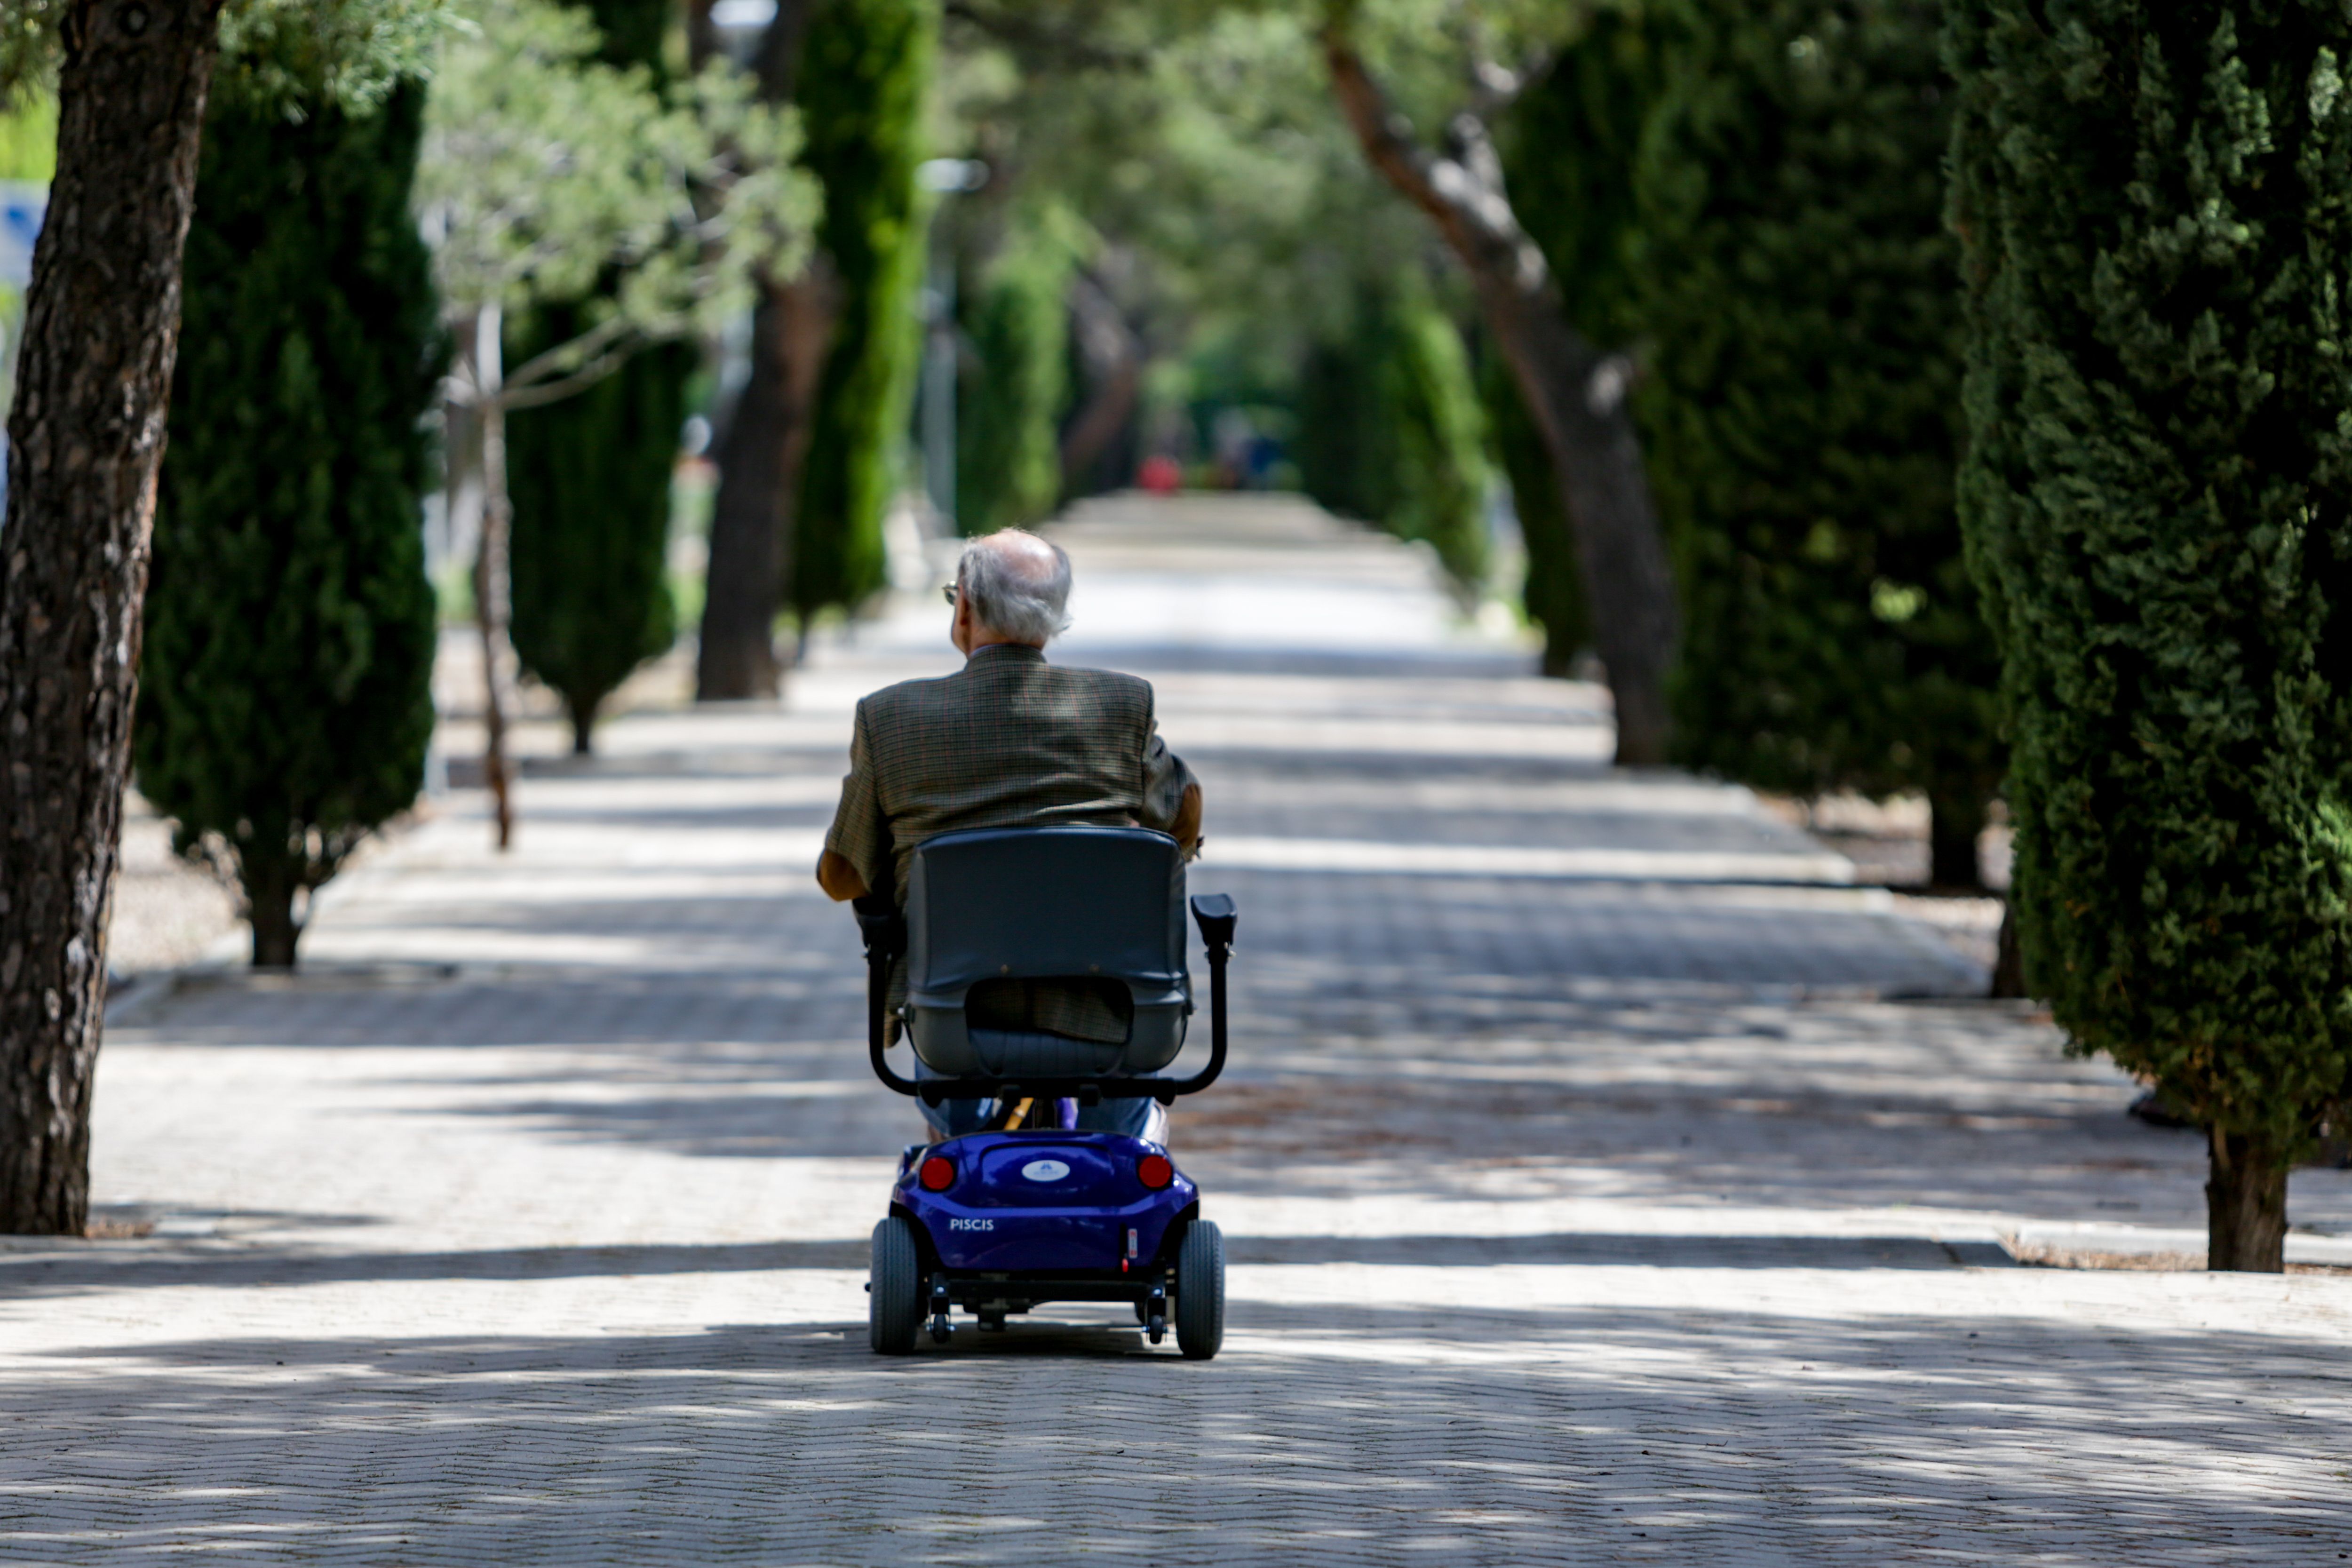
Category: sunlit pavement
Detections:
[{"x1": 6, "y1": 494, "x2": 2349, "y2": 1563}]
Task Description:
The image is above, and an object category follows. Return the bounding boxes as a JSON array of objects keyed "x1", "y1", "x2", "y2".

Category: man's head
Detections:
[{"x1": 950, "y1": 528, "x2": 1072, "y2": 655}]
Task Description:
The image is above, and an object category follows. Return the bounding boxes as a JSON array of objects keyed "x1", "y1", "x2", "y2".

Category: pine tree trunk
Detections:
[
  {"x1": 1323, "y1": 29, "x2": 1677, "y2": 766},
  {"x1": 567, "y1": 694, "x2": 595, "y2": 756},
  {"x1": 696, "y1": 271, "x2": 833, "y2": 700},
  {"x1": 1928, "y1": 793, "x2": 1986, "y2": 890},
  {"x1": 0, "y1": 0, "x2": 225, "y2": 1236},
  {"x1": 2206, "y1": 1129, "x2": 2288, "y2": 1273}
]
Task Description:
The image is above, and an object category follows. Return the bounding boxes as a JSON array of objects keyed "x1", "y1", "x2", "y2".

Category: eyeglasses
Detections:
[{"x1": 942, "y1": 583, "x2": 959, "y2": 606}]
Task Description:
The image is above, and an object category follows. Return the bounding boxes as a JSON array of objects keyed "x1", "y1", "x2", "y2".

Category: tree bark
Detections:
[
  {"x1": 696, "y1": 269, "x2": 834, "y2": 699},
  {"x1": 1928, "y1": 793, "x2": 1986, "y2": 890},
  {"x1": 0, "y1": 0, "x2": 225, "y2": 1235},
  {"x1": 1321, "y1": 23, "x2": 1678, "y2": 765},
  {"x1": 2206, "y1": 1128, "x2": 2288, "y2": 1272},
  {"x1": 245, "y1": 851, "x2": 299, "y2": 969},
  {"x1": 470, "y1": 305, "x2": 517, "y2": 850}
]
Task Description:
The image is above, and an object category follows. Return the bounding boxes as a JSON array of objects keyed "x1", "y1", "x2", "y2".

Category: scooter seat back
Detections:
[{"x1": 904, "y1": 825, "x2": 1189, "y2": 1077}]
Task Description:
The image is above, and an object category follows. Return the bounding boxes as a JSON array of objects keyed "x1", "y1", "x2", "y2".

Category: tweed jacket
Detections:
[{"x1": 825, "y1": 642, "x2": 1197, "y2": 1043}]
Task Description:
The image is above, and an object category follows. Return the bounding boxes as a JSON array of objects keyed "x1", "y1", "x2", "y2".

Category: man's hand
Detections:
[{"x1": 817, "y1": 849, "x2": 868, "y2": 902}]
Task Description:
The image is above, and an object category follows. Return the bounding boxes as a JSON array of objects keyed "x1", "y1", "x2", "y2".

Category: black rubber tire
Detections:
[
  {"x1": 1175, "y1": 1219, "x2": 1224, "y2": 1360},
  {"x1": 869, "y1": 1216, "x2": 923, "y2": 1354}
]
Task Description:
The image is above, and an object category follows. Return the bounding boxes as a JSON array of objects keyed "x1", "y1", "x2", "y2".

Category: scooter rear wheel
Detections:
[
  {"x1": 869, "y1": 1216, "x2": 922, "y2": 1354},
  {"x1": 1175, "y1": 1219, "x2": 1224, "y2": 1360}
]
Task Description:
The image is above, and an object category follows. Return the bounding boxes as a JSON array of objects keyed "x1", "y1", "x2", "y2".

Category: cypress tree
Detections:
[
  {"x1": 1635, "y1": 0, "x2": 2000, "y2": 886},
  {"x1": 956, "y1": 211, "x2": 1073, "y2": 535},
  {"x1": 1948, "y1": 1, "x2": 2352, "y2": 1268},
  {"x1": 789, "y1": 0, "x2": 936, "y2": 621},
  {"x1": 1296, "y1": 272, "x2": 1489, "y2": 595},
  {"x1": 506, "y1": 0, "x2": 690, "y2": 754},
  {"x1": 138, "y1": 78, "x2": 443, "y2": 967}
]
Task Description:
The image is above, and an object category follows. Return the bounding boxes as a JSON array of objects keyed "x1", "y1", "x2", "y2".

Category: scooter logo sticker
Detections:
[{"x1": 1020, "y1": 1159, "x2": 1072, "y2": 1183}]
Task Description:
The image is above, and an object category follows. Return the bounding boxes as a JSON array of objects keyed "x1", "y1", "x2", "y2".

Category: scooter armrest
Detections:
[{"x1": 1189, "y1": 892, "x2": 1237, "y2": 955}]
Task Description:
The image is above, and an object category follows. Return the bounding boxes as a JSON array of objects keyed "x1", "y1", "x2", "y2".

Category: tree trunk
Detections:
[
  {"x1": 568, "y1": 693, "x2": 596, "y2": 756},
  {"x1": 1483, "y1": 313, "x2": 1676, "y2": 764},
  {"x1": 469, "y1": 305, "x2": 517, "y2": 850},
  {"x1": 0, "y1": 0, "x2": 225, "y2": 1236},
  {"x1": 1988, "y1": 899, "x2": 2026, "y2": 999},
  {"x1": 1322, "y1": 25, "x2": 1678, "y2": 766},
  {"x1": 696, "y1": 269, "x2": 833, "y2": 700},
  {"x1": 245, "y1": 852, "x2": 299, "y2": 969},
  {"x1": 1929, "y1": 793, "x2": 1986, "y2": 890},
  {"x1": 1060, "y1": 270, "x2": 1142, "y2": 495},
  {"x1": 2206, "y1": 1128, "x2": 2288, "y2": 1272}
]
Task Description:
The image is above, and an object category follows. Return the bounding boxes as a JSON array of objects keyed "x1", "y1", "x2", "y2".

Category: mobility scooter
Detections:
[{"x1": 858, "y1": 824, "x2": 1234, "y2": 1358}]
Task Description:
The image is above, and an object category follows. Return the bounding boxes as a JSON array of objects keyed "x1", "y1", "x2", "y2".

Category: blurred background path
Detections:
[{"x1": 6, "y1": 496, "x2": 2348, "y2": 1562}]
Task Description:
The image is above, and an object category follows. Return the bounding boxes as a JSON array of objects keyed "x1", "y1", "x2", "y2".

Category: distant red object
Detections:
[{"x1": 1138, "y1": 455, "x2": 1182, "y2": 495}]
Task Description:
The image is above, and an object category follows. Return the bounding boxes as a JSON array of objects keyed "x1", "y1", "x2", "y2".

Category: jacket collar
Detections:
[{"x1": 966, "y1": 641, "x2": 1046, "y2": 667}]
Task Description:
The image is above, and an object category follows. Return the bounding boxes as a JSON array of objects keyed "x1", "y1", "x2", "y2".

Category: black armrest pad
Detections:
[
  {"x1": 1189, "y1": 892, "x2": 1237, "y2": 951},
  {"x1": 853, "y1": 894, "x2": 906, "y2": 961}
]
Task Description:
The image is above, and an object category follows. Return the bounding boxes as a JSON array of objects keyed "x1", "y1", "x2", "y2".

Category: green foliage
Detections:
[
  {"x1": 1948, "y1": 0, "x2": 2352, "y2": 1146},
  {"x1": 0, "y1": 90, "x2": 54, "y2": 176},
  {"x1": 1629, "y1": 0, "x2": 1999, "y2": 860},
  {"x1": 1495, "y1": 3, "x2": 1660, "y2": 352},
  {"x1": 790, "y1": 0, "x2": 936, "y2": 618},
  {"x1": 137, "y1": 79, "x2": 443, "y2": 959},
  {"x1": 213, "y1": 0, "x2": 464, "y2": 114},
  {"x1": 418, "y1": 0, "x2": 813, "y2": 347},
  {"x1": 504, "y1": 0, "x2": 689, "y2": 752},
  {"x1": 1297, "y1": 271, "x2": 1488, "y2": 594},
  {"x1": 956, "y1": 207, "x2": 1075, "y2": 535},
  {"x1": 1, "y1": 0, "x2": 461, "y2": 121},
  {"x1": 507, "y1": 334, "x2": 688, "y2": 746}
]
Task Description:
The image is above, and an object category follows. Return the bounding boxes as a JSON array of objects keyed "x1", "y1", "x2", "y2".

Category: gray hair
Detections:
[{"x1": 958, "y1": 529, "x2": 1072, "y2": 642}]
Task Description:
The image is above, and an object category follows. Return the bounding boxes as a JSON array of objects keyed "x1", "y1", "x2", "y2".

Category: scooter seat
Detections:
[{"x1": 963, "y1": 1027, "x2": 1130, "y2": 1077}]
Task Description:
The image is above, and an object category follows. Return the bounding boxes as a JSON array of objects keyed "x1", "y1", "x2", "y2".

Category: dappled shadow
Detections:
[
  {"x1": 4, "y1": 1294, "x2": 2342, "y2": 1562},
  {"x1": 0, "y1": 1230, "x2": 2011, "y2": 1302}
]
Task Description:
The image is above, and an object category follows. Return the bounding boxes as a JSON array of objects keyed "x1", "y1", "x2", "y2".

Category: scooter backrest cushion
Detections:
[{"x1": 905, "y1": 825, "x2": 1187, "y2": 996}]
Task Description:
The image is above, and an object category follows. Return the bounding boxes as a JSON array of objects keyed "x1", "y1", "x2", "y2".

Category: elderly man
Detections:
[{"x1": 818, "y1": 527, "x2": 1202, "y2": 1141}]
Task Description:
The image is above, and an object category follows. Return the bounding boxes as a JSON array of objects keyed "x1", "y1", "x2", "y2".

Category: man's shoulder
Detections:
[
  {"x1": 1040, "y1": 662, "x2": 1152, "y2": 702},
  {"x1": 857, "y1": 669, "x2": 973, "y2": 726}
]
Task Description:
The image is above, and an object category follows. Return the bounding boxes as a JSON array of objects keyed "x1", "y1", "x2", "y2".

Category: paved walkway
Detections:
[{"x1": 6, "y1": 496, "x2": 2350, "y2": 1563}]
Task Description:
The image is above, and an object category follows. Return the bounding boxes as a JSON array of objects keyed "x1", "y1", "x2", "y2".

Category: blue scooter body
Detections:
[{"x1": 896, "y1": 1129, "x2": 1196, "y2": 1273}]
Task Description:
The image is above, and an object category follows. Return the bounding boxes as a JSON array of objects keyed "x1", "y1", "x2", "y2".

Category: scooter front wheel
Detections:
[
  {"x1": 1175, "y1": 1218, "x2": 1224, "y2": 1360},
  {"x1": 869, "y1": 1216, "x2": 923, "y2": 1354}
]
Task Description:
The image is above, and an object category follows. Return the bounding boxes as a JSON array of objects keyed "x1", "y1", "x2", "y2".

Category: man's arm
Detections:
[
  {"x1": 818, "y1": 700, "x2": 888, "y2": 902},
  {"x1": 1136, "y1": 688, "x2": 1203, "y2": 858}
]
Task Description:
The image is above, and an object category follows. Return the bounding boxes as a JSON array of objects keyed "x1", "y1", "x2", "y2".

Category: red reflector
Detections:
[
  {"x1": 1137, "y1": 1153, "x2": 1174, "y2": 1190},
  {"x1": 918, "y1": 1155, "x2": 955, "y2": 1192}
]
